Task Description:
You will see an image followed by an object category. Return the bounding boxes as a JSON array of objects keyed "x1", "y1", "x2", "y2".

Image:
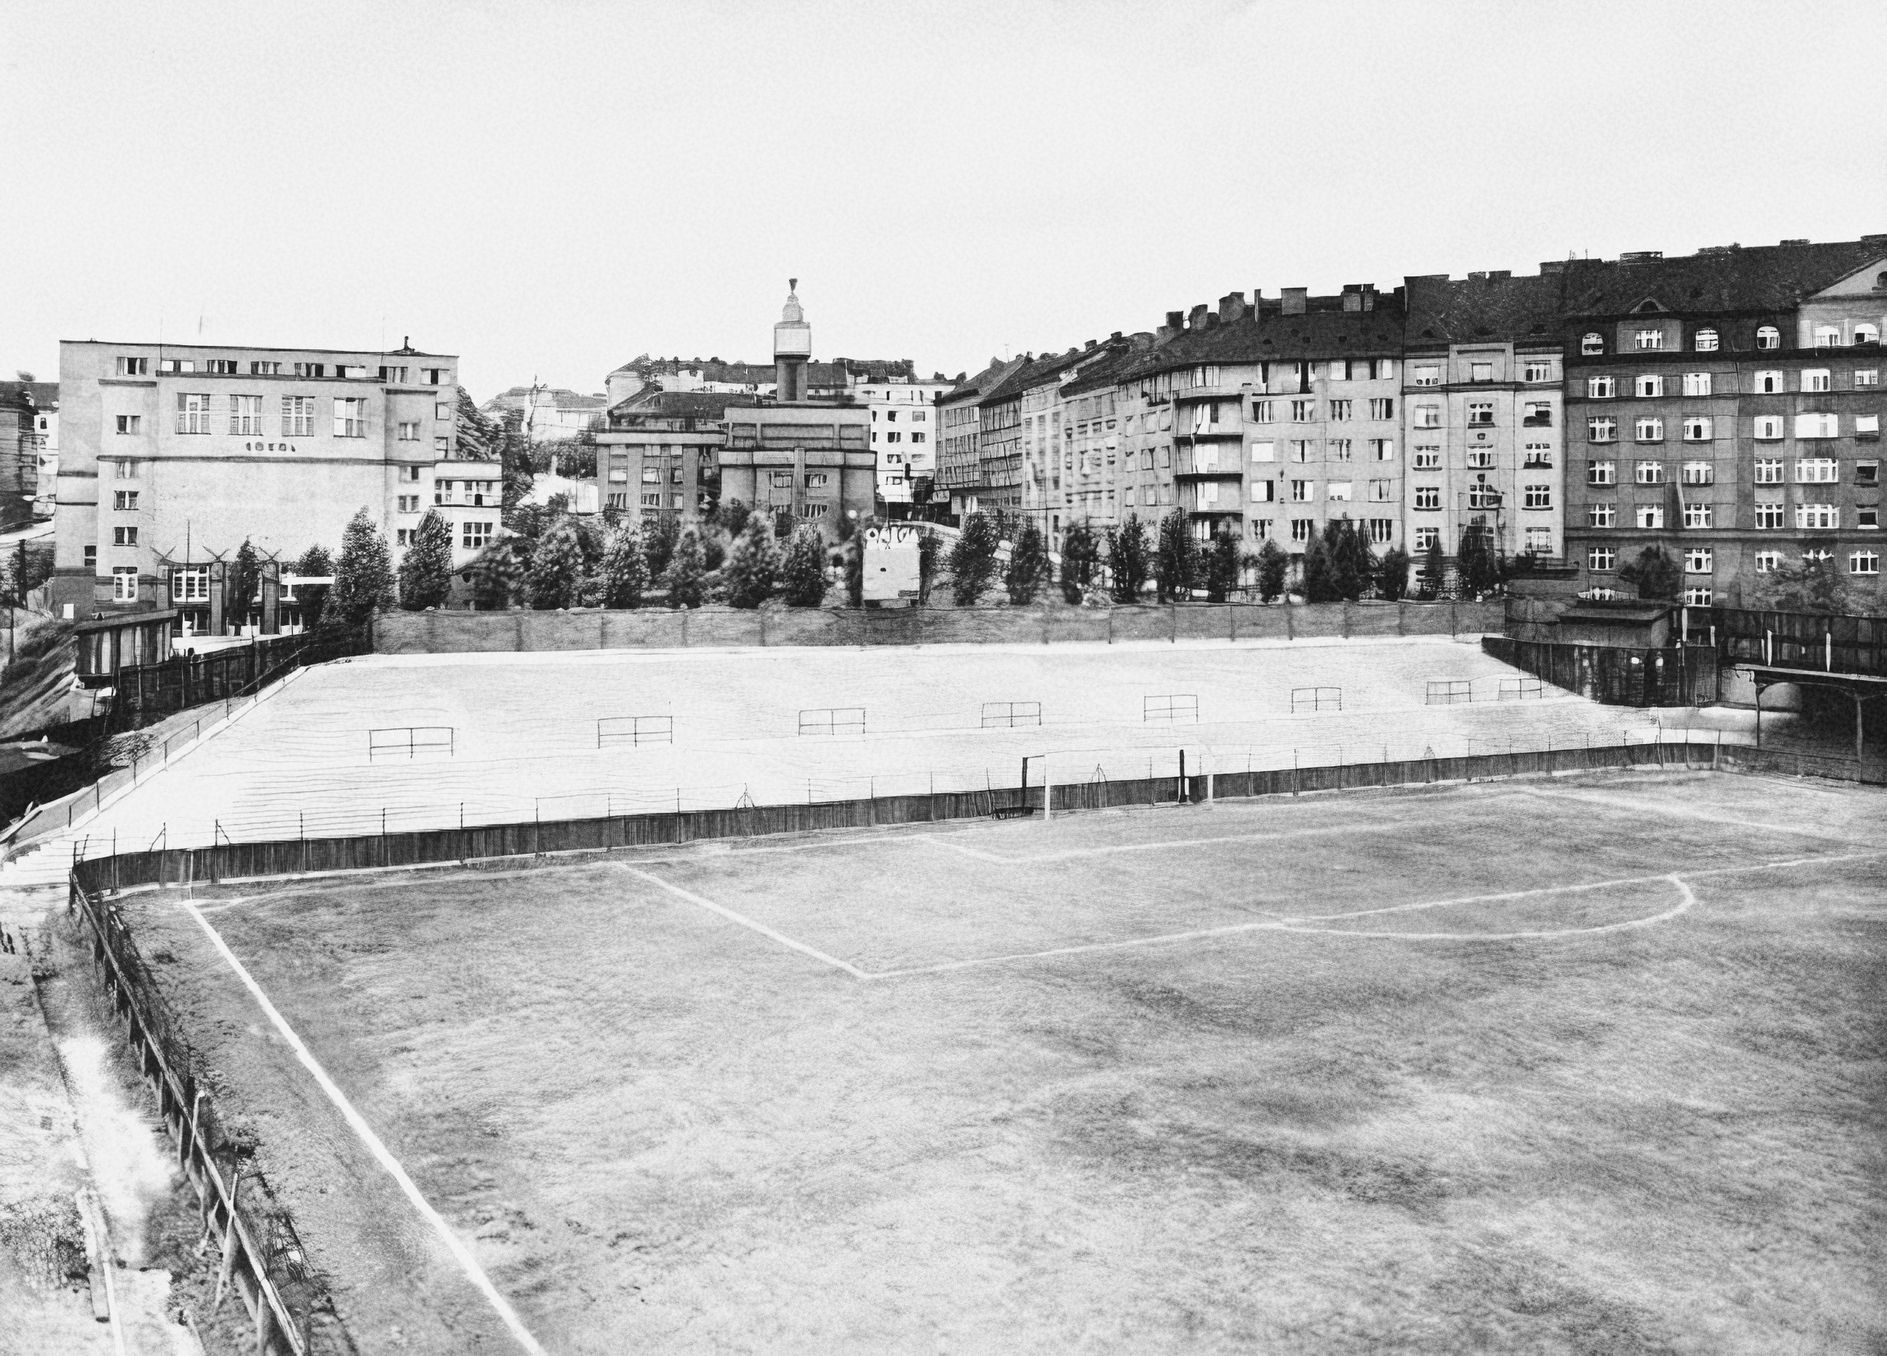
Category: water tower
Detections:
[{"x1": 774, "y1": 278, "x2": 811, "y2": 402}]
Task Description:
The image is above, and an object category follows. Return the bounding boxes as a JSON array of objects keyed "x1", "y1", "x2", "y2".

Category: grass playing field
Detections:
[{"x1": 114, "y1": 767, "x2": 1885, "y2": 1355}]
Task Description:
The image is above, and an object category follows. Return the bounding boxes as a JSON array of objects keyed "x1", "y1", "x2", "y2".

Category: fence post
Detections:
[
  {"x1": 1170, "y1": 605, "x2": 1178, "y2": 644},
  {"x1": 1286, "y1": 606, "x2": 1295, "y2": 642},
  {"x1": 1107, "y1": 610, "x2": 1114, "y2": 645}
]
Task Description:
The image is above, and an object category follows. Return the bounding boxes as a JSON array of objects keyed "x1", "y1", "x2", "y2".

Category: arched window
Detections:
[
  {"x1": 1814, "y1": 324, "x2": 1841, "y2": 348},
  {"x1": 1581, "y1": 332, "x2": 1604, "y2": 355},
  {"x1": 1756, "y1": 325, "x2": 1780, "y2": 350},
  {"x1": 1855, "y1": 322, "x2": 1880, "y2": 345},
  {"x1": 1694, "y1": 327, "x2": 1719, "y2": 352}
]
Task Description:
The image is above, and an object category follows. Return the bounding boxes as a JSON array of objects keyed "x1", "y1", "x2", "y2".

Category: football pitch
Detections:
[{"x1": 119, "y1": 768, "x2": 1885, "y2": 1354}]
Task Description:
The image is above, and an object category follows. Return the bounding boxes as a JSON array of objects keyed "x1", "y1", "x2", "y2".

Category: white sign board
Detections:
[{"x1": 861, "y1": 523, "x2": 923, "y2": 603}]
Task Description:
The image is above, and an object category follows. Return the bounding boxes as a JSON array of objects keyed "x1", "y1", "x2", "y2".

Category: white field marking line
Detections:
[
  {"x1": 917, "y1": 818, "x2": 1408, "y2": 866},
  {"x1": 1511, "y1": 784, "x2": 1869, "y2": 845},
  {"x1": 1265, "y1": 877, "x2": 1698, "y2": 943},
  {"x1": 618, "y1": 866, "x2": 872, "y2": 978},
  {"x1": 179, "y1": 903, "x2": 550, "y2": 1356}
]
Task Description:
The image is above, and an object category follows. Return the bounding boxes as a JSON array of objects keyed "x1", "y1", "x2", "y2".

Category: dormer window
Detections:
[
  {"x1": 1581, "y1": 332, "x2": 1604, "y2": 355},
  {"x1": 1756, "y1": 325, "x2": 1780, "y2": 350},
  {"x1": 1855, "y1": 323, "x2": 1880, "y2": 346},
  {"x1": 1693, "y1": 328, "x2": 1719, "y2": 352}
]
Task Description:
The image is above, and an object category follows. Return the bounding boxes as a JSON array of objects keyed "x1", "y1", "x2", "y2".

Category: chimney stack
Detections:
[
  {"x1": 1282, "y1": 287, "x2": 1308, "y2": 316},
  {"x1": 1188, "y1": 303, "x2": 1209, "y2": 330},
  {"x1": 1218, "y1": 291, "x2": 1248, "y2": 324}
]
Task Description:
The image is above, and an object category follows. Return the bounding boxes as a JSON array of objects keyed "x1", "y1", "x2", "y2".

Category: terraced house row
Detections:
[{"x1": 940, "y1": 233, "x2": 1887, "y2": 602}]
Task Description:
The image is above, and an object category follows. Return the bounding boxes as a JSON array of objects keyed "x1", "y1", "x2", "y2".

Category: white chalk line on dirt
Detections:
[
  {"x1": 180, "y1": 902, "x2": 550, "y2": 1356},
  {"x1": 1511, "y1": 784, "x2": 1870, "y2": 845},
  {"x1": 618, "y1": 866, "x2": 872, "y2": 978},
  {"x1": 1266, "y1": 877, "x2": 1698, "y2": 942},
  {"x1": 918, "y1": 818, "x2": 1407, "y2": 866}
]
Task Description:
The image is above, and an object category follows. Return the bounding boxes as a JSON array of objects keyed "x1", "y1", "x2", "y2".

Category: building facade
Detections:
[
  {"x1": 593, "y1": 390, "x2": 741, "y2": 529},
  {"x1": 51, "y1": 341, "x2": 458, "y2": 620},
  {"x1": 480, "y1": 386, "x2": 607, "y2": 442},
  {"x1": 858, "y1": 375, "x2": 951, "y2": 512},
  {"x1": 1561, "y1": 239, "x2": 1887, "y2": 604},
  {"x1": 719, "y1": 404, "x2": 874, "y2": 526}
]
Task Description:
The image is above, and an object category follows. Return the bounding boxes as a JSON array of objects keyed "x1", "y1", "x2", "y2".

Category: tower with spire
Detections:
[{"x1": 774, "y1": 278, "x2": 812, "y2": 402}]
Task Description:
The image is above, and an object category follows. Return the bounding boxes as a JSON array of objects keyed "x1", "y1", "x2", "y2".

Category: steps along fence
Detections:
[
  {"x1": 67, "y1": 878, "x2": 349, "y2": 1356},
  {"x1": 69, "y1": 740, "x2": 1768, "y2": 893},
  {"x1": 1480, "y1": 637, "x2": 1720, "y2": 707}
]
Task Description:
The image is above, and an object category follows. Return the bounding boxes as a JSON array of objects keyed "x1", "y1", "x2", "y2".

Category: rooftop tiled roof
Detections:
[
  {"x1": 1557, "y1": 238, "x2": 1887, "y2": 317},
  {"x1": 1403, "y1": 272, "x2": 1565, "y2": 346},
  {"x1": 607, "y1": 389, "x2": 752, "y2": 421}
]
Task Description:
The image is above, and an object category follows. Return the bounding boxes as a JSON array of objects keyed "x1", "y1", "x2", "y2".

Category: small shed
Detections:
[
  {"x1": 74, "y1": 609, "x2": 177, "y2": 687},
  {"x1": 1554, "y1": 599, "x2": 1676, "y2": 649}
]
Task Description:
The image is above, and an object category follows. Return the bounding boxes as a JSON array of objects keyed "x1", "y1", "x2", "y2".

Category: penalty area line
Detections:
[
  {"x1": 179, "y1": 903, "x2": 550, "y2": 1356},
  {"x1": 619, "y1": 866, "x2": 872, "y2": 978}
]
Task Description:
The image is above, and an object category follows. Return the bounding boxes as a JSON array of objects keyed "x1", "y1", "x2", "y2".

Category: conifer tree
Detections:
[
  {"x1": 644, "y1": 511, "x2": 681, "y2": 579},
  {"x1": 467, "y1": 539, "x2": 522, "y2": 610},
  {"x1": 1300, "y1": 525, "x2": 1337, "y2": 603},
  {"x1": 663, "y1": 528, "x2": 708, "y2": 608},
  {"x1": 1154, "y1": 510, "x2": 1199, "y2": 603},
  {"x1": 600, "y1": 523, "x2": 648, "y2": 608},
  {"x1": 949, "y1": 512, "x2": 1001, "y2": 605},
  {"x1": 526, "y1": 519, "x2": 587, "y2": 609},
  {"x1": 227, "y1": 538, "x2": 262, "y2": 631},
  {"x1": 724, "y1": 515, "x2": 783, "y2": 608},
  {"x1": 1256, "y1": 538, "x2": 1290, "y2": 603},
  {"x1": 323, "y1": 508, "x2": 395, "y2": 627},
  {"x1": 1059, "y1": 520, "x2": 1099, "y2": 603},
  {"x1": 1205, "y1": 527, "x2": 1240, "y2": 603},
  {"x1": 781, "y1": 524, "x2": 829, "y2": 606},
  {"x1": 1106, "y1": 514, "x2": 1151, "y2": 603},
  {"x1": 1004, "y1": 518, "x2": 1050, "y2": 604},
  {"x1": 397, "y1": 510, "x2": 455, "y2": 610},
  {"x1": 1377, "y1": 546, "x2": 1412, "y2": 602}
]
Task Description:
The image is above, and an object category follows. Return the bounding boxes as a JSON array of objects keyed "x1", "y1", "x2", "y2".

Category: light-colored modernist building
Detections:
[
  {"x1": 51, "y1": 340, "x2": 459, "y2": 623},
  {"x1": 857, "y1": 373, "x2": 951, "y2": 511},
  {"x1": 480, "y1": 386, "x2": 608, "y2": 442},
  {"x1": 1400, "y1": 271, "x2": 1565, "y2": 566}
]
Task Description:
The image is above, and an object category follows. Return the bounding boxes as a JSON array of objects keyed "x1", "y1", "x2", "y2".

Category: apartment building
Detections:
[
  {"x1": 480, "y1": 385, "x2": 608, "y2": 442},
  {"x1": 1401, "y1": 271, "x2": 1565, "y2": 566},
  {"x1": 1561, "y1": 238, "x2": 1887, "y2": 604},
  {"x1": 593, "y1": 390, "x2": 741, "y2": 529},
  {"x1": 51, "y1": 340, "x2": 458, "y2": 621},
  {"x1": 0, "y1": 380, "x2": 57, "y2": 524},
  {"x1": 937, "y1": 356, "x2": 1027, "y2": 518},
  {"x1": 856, "y1": 372, "x2": 951, "y2": 511},
  {"x1": 1047, "y1": 338, "x2": 1153, "y2": 543}
]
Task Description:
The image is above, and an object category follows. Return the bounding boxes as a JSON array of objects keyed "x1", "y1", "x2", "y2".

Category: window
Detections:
[
  {"x1": 1413, "y1": 445, "x2": 1441, "y2": 469},
  {"x1": 1368, "y1": 479, "x2": 1391, "y2": 502},
  {"x1": 1587, "y1": 376, "x2": 1616, "y2": 399},
  {"x1": 294, "y1": 362, "x2": 326, "y2": 378},
  {"x1": 83, "y1": 545, "x2": 97, "y2": 570},
  {"x1": 1858, "y1": 462, "x2": 1880, "y2": 485},
  {"x1": 1523, "y1": 484, "x2": 1551, "y2": 509},
  {"x1": 1588, "y1": 459, "x2": 1616, "y2": 485},
  {"x1": 1814, "y1": 326, "x2": 1841, "y2": 349},
  {"x1": 395, "y1": 528, "x2": 416, "y2": 547},
  {"x1": 229, "y1": 394, "x2": 262, "y2": 435},
  {"x1": 1802, "y1": 369, "x2": 1832, "y2": 393},
  {"x1": 282, "y1": 396, "x2": 315, "y2": 436},
  {"x1": 169, "y1": 567, "x2": 209, "y2": 602},
  {"x1": 333, "y1": 397, "x2": 367, "y2": 437},
  {"x1": 1795, "y1": 457, "x2": 1838, "y2": 483},
  {"x1": 1414, "y1": 404, "x2": 1441, "y2": 428},
  {"x1": 1680, "y1": 461, "x2": 1714, "y2": 485},
  {"x1": 1524, "y1": 360, "x2": 1553, "y2": 383},
  {"x1": 1860, "y1": 415, "x2": 1881, "y2": 440},
  {"x1": 1470, "y1": 361, "x2": 1494, "y2": 382},
  {"x1": 1588, "y1": 504, "x2": 1616, "y2": 528},
  {"x1": 1252, "y1": 399, "x2": 1275, "y2": 423},
  {"x1": 421, "y1": 367, "x2": 447, "y2": 385},
  {"x1": 1250, "y1": 479, "x2": 1276, "y2": 502},
  {"x1": 805, "y1": 472, "x2": 830, "y2": 488},
  {"x1": 1412, "y1": 365, "x2": 1440, "y2": 387},
  {"x1": 112, "y1": 490, "x2": 138, "y2": 510},
  {"x1": 1414, "y1": 485, "x2": 1440, "y2": 510},
  {"x1": 1753, "y1": 415, "x2": 1783, "y2": 441},
  {"x1": 1752, "y1": 370, "x2": 1782, "y2": 395},
  {"x1": 1467, "y1": 401, "x2": 1494, "y2": 426},
  {"x1": 1683, "y1": 587, "x2": 1713, "y2": 606},
  {"x1": 397, "y1": 495, "x2": 420, "y2": 513},
  {"x1": 1326, "y1": 481, "x2": 1353, "y2": 502},
  {"x1": 1523, "y1": 402, "x2": 1552, "y2": 426},
  {"x1": 1756, "y1": 326, "x2": 1780, "y2": 350},
  {"x1": 911, "y1": 432, "x2": 926, "y2": 443},
  {"x1": 1635, "y1": 374, "x2": 1664, "y2": 398},
  {"x1": 1635, "y1": 505, "x2": 1664, "y2": 529},
  {"x1": 1283, "y1": 519, "x2": 1310, "y2": 543},
  {"x1": 1589, "y1": 547, "x2": 1616, "y2": 571},
  {"x1": 158, "y1": 358, "x2": 195, "y2": 374},
  {"x1": 1523, "y1": 443, "x2": 1552, "y2": 467},
  {"x1": 462, "y1": 521, "x2": 494, "y2": 549},
  {"x1": 113, "y1": 525, "x2": 137, "y2": 546},
  {"x1": 400, "y1": 465, "x2": 421, "y2": 482},
  {"x1": 1290, "y1": 479, "x2": 1311, "y2": 502},
  {"x1": 1329, "y1": 399, "x2": 1352, "y2": 421},
  {"x1": 1635, "y1": 460, "x2": 1665, "y2": 484},
  {"x1": 1851, "y1": 551, "x2": 1880, "y2": 575},
  {"x1": 115, "y1": 415, "x2": 141, "y2": 434},
  {"x1": 338, "y1": 365, "x2": 367, "y2": 380},
  {"x1": 378, "y1": 365, "x2": 407, "y2": 383},
  {"x1": 1290, "y1": 399, "x2": 1315, "y2": 422},
  {"x1": 1289, "y1": 440, "x2": 1312, "y2": 462},
  {"x1": 1635, "y1": 329, "x2": 1665, "y2": 351},
  {"x1": 112, "y1": 567, "x2": 139, "y2": 601},
  {"x1": 1635, "y1": 418, "x2": 1664, "y2": 442},
  {"x1": 1794, "y1": 413, "x2": 1838, "y2": 440},
  {"x1": 1526, "y1": 527, "x2": 1553, "y2": 553},
  {"x1": 1251, "y1": 440, "x2": 1275, "y2": 462},
  {"x1": 1679, "y1": 373, "x2": 1710, "y2": 398},
  {"x1": 912, "y1": 410, "x2": 927, "y2": 421},
  {"x1": 1752, "y1": 550, "x2": 1781, "y2": 573},
  {"x1": 1588, "y1": 416, "x2": 1617, "y2": 442},
  {"x1": 1467, "y1": 449, "x2": 1495, "y2": 469},
  {"x1": 1754, "y1": 458, "x2": 1783, "y2": 484},
  {"x1": 116, "y1": 459, "x2": 138, "y2": 479},
  {"x1": 1681, "y1": 415, "x2": 1712, "y2": 441},
  {"x1": 394, "y1": 421, "x2": 419, "y2": 441},
  {"x1": 1581, "y1": 333, "x2": 1604, "y2": 355},
  {"x1": 1330, "y1": 439, "x2": 1353, "y2": 461},
  {"x1": 1692, "y1": 328, "x2": 1719, "y2": 352},
  {"x1": 1369, "y1": 519, "x2": 1395, "y2": 545},
  {"x1": 1368, "y1": 397, "x2": 1394, "y2": 419},
  {"x1": 175, "y1": 392, "x2": 211, "y2": 434},
  {"x1": 1797, "y1": 503, "x2": 1838, "y2": 529},
  {"x1": 1857, "y1": 324, "x2": 1881, "y2": 346},
  {"x1": 1859, "y1": 370, "x2": 1882, "y2": 387},
  {"x1": 1374, "y1": 359, "x2": 1395, "y2": 380},
  {"x1": 203, "y1": 358, "x2": 238, "y2": 375},
  {"x1": 884, "y1": 431, "x2": 901, "y2": 443},
  {"x1": 1326, "y1": 361, "x2": 1348, "y2": 383},
  {"x1": 1414, "y1": 527, "x2": 1440, "y2": 551},
  {"x1": 115, "y1": 356, "x2": 149, "y2": 376},
  {"x1": 252, "y1": 361, "x2": 282, "y2": 375},
  {"x1": 1682, "y1": 503, "x2": 1714, "y2": 528}
]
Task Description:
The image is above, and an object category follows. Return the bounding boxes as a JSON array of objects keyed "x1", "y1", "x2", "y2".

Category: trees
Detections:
[
  {"x1": 1154, "y1": 510, "x2": 1198, "y2": 603},
  {"x1": 525, "y1": 519, "x2": 587, "y2": 609},
  {"x1": 1456, "y1": 528, "x2": 1504, "y2": 598},
  {"x1": 1059, "y1": 520, "x2": 1099, "y2": 603},
  {"x1": 454, "y1": 389, "x2": 500, "y2": 462},
  {"x1": 1321, "y1": 517, "x2": 1376, "y2": 601},
  {"x1": 715, "y1": 498, "x2": 752, "y2": 539},
  {"x1": 397, "y1": 510, "x2": 455, "y2": 611},
  {"x1": 643, "y1": 512, "x2": 681, "y2": 581},
  {"x1": 1005, "y1": 518, "x2": 1050, "y2": 604},
  {"x1": 599, "y1": 523, "x2": 648, "y2": 608},
  {"x1": 1204, "y1": 528, "x2": 1241, "y2": 603},
  {"x1": 1618, "y1": 544, "x2": 1682, "y2": 601},
  {"x1": 1255, "y1": 539, "x2": 1290, "y2": 603},
  {"x1": 323, "y1": 508, "x2": 395, "y2": 627},
  {"x1": 663, "y1": 529, "x2": 708, "y2": 608},
  {"x1": 781, "y1": 524, "x2": 828, "y2": 606},
  {"x1": 1377, "y1": 546, "x2": 1412, "y2": 602},
  {"x1": 290, "y1": 545, "x2": 333, "y2": 623},
  {"x1": 1422, "y1": 537, "x2": 1447, "y2": 599},
  {"x1": 917, "y1": 530, "x2": 941, "y2": 605},
  {"x1": 1740, "y1": 555, "x2": 1869, "y2": 613},
  {"x1": 227, "y1": 539, "x2": 261, "y2": 632},
  {"x1": 494, "y1": 410, "x2": 535, "y2": 523},
  {"x1": 1106, "y1": 514, "x2": 1151, "y2": 603},
  {"x1": 467, "y1": 539, "x2": 523, "y2": 610},
  {"x1": 949, "y1": 512, "x2": 1001, "y2": 605},
  {"x1": 724, "y1": 516, "x2": 783, "y2": 608}
]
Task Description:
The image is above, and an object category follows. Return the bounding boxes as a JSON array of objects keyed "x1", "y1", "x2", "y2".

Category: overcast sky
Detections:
[{"x1": 7, "y1": 0, "x2": 1884, "y2": 399}]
